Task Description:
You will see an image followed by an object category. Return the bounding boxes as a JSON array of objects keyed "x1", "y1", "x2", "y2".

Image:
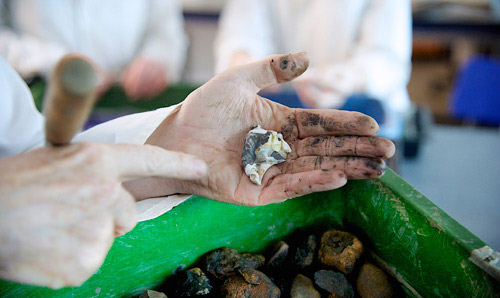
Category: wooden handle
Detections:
[{"x1": 44, "y1": 54, "x2": 98, "y2": 146}]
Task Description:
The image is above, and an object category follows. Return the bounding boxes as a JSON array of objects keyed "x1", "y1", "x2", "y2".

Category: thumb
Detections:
[
  {"x1": 108, "y1": 144, "x2": 208, "y2": 181},
  {"x1": 225, "y1": 52, "x2": 310, "y2": 93}
]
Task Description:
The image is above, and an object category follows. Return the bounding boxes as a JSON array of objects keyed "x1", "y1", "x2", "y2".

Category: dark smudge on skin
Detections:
[
  {"x1": 280, "y1": 114, "x2": 296, "y2": 140},
  {"x1": 334, "y1": 136, "x2": 349, "y2": 147},
  {"x1": 314, "y1": 156, "x2": 324, "y2": 170},
  {"x1": 364, "y1": 159, "x2": 386, "y2": 175},
  {"x1": 299, "y1": 112, "x2": 378, "y2": 135},
  {"x1": 272, "y1": 54, "x2": 308, "y2": 83},
  {"x1": 300, "y1": 112, "x2": 344, "y2": 133},
  {"x1": 280, "y1": 57, "x2": 289, "y2": 70},
  {"x1": 280, "y1": 56, "x2": 297, "y2": 71}
]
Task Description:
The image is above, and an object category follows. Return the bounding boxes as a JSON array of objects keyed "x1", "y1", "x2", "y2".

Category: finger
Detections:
[
  {"x1": 140, "y1": 74, "x2": 166, "y2": 99},
  {"x1": 296, "y1": 136, "x2": 395, "y2": 159},
  {"x1": 295, "y1": 82, "x2": 319, "y2": 108},
  {"x1": 121, "y1": 66, "x2": 133, "y2": 91},
  {"x1": 112, "y1": 188, "x2": 137, "y2": 236},
  {"x1": 123, "y1": 64, "x2": 144, "y2": 98},
  {"x1": 259, "y1": 169, "x2": 347, "y2": 204},
  {"x1": 109, "y1": 144, "x2": 208, "y2": 180},
  {"x1": 286, "y1": 156, "x2": 386, "y2": 179},
  {"x1": 228, "y1": 52, "x2": 309, "y2": 93},
  {"x1": 135, "y1": 65, "x2": 166, "y2": 99},
  {"x1": 294, "y1": 109, "x2": 379, "y2": 138}
]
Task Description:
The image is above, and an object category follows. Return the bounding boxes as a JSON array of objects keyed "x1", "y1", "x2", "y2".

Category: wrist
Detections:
[
  {"x1": 146, "y1": 104, "x2": 183, "y2": 150},
  {"x1": 125, "y1": 104, "x2": 188, "y2": 200},
  {"x1": 123, "y1": 177, "x2": 188, "y2": 201}
]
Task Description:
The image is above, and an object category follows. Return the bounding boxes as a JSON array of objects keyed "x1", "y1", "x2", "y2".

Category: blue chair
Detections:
[{"x1": 449, "y1": 56, "x2": 500, "y2": 126}]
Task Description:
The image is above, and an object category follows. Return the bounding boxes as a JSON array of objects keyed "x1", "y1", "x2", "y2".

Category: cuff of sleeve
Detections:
[
  {"x1": 136, "y1": 194, "x2": 192, "y2": 222},
  {"x1": 115, "y1": 104, "x2": 180, "y2": 144},
  {"x1": 73, "y1": 104, "x2": 181, "y2": 145}
]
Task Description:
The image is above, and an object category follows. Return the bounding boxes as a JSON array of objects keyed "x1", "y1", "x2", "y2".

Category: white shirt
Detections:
[
  {"x1": 214, "y1": 0, "x2": 412, "y2": 115},
  {"x1": 0, "y1": 0, "x2": 187, "y2": 81},
  {"x1": 0, "y1": 56, "x2": 188, "y2": 221}
]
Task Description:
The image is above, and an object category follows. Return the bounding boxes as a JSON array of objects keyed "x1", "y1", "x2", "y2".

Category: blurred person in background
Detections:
[
  {"x1": 0, "y1": 0, "x2": 187, "y2": 100},
  {"x1": 214, "y1": 0, "x2": 412, "y2": 139}
]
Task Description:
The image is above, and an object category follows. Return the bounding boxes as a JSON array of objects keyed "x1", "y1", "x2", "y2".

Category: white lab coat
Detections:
[
  {"x1": 0, "y1": 0, "x2": 187, "y2": 81},
  {"x1": 214, "y1": 0, "x2": 412, "y2": 115},
  {"x1": 0, "y1": 56, "x2": 189, "y2": 221}
]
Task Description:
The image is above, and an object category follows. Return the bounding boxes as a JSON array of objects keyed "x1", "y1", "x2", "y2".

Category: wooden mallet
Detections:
[{"x1": 43, "y1": 54, "x2": 98, "y2": 146}]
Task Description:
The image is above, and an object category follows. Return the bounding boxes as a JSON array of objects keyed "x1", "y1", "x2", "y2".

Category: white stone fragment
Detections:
[{"x1": 241, "y1": 126, "x2": 292, "y2": 185}]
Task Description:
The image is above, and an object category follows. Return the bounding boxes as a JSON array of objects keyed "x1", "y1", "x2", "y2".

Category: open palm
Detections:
[{"x1": 137, "y1": 53, "x2": 394, "y2": 206}]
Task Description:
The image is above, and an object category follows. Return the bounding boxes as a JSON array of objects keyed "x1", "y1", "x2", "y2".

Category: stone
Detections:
[
  {"x1": 356, "y1": 263, "x2": 394, "y2": 298},
  {"x1": 174, "y1": 267, "x2": 212, "y2": 297},
  {"x1": 290, "y1": 274, "x2": 321, "y2": 298},
  {"x1": 242, "y1": 126, "x2": 291, "y2": 185},
  {"x1": 318, "y1": 230, "x2": 363, "y2": 274},
  {"x1": 221, "y1": 269, "x2": 281, "y2": 298},
  {"x1": 201, "y1": 247, "x2": 264, "y2": 280},
  {"x1": 293, "y1": 234, "x2": 316, "y2": 269},
  {"x1": 239, "y1": 253, "x2": 266, "y2": 271},
  {"x1": 314, "y1": 270, "x2": 354, "y2": 298},
  {"x1": 266, "y1": 241, "x2": 290, "y2": 270},
  {"x1": 139, "y1": 290, "x2": 168, "y2": 298}
]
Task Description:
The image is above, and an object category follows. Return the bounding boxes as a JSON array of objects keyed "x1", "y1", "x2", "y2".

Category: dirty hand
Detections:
[
  {"x1": 127, "y1": 52, "x2": 395, "y2": 206},
  {"x1": 121, "y1": 55, "x2": 169, "y2": 100},
  {"x1": 0, "y1": 143, "x2": 207, "y2": 289}
]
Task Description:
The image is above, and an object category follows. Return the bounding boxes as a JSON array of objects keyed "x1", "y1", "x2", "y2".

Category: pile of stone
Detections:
[{"x1": 140, "y1": 229, "x2": 398, "y2": 298}]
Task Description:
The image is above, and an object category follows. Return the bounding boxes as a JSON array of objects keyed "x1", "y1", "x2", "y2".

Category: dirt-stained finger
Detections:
[
  {"x1": 296, "y1": 136, "x2": 395, "y2": 159},
  {"x1": 226, "y1": 52, "x2": 309, "y2": 93},
  {"x1": 286, "y1": 156, "x2": 386, "y2": 179},
  {"x1": 258, "y1": 169, "x2": 347, "y2": 204},
  {"x1": 294, "y1": 109, "x2": 379, "y2": 138}
]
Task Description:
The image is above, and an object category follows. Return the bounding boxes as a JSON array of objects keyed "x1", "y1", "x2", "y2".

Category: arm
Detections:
[
  {"x1": 120, "y1": 0, "x2": 188, "y2": 99},
  {"x1": 0, "y1": 57, "x2": 44, "y2": 159},
  {"x1": 297, "y1": 0, "x2": 412, "y2": 107},
  {"x1": 139, "y1": 0, "x2": 188, "y2": 83},
  {"x1": 214, "y1": 0, "x2": 276, "y2": 73},
  {"x1": 0, "y1": 2, "x2": 67, "y2": 78}
]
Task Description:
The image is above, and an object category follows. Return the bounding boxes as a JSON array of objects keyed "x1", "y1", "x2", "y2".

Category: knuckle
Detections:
[
  {"x1": 140, "y1": 145, "x2": 165, "y2": 175},
  {"x1": 89, "y1": 178, "x2": 122, "y2": 204},
  {"x1": 71, "y1": 142, "x2": 106, "y2": 165}
]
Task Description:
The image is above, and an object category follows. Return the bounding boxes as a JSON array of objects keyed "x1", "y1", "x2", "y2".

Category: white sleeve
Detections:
[
  {"x1": 310, "y1": 0, "x2": 412, "y2": 103},
  {"x1": 139, "y1": 0, "x2": 188, "y2": 83},
  {"x1": 0, "y1": 2, "x2": 67, "y2": 78},
  {"x1": 73, "y1": 105, "x2": 181, "y2": 145},
  {"x1": 214, "y1": 0, "x2": 275, "y2": 73},
  {"x1": 0, "y1": 56, "x2": 44, "y2": 159}
]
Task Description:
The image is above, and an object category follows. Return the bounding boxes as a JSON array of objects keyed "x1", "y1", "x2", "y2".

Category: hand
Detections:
[
  {"x1": 295, "y1": 79, "x2": 345, "y2": 109},
  {"x1": 121, "y1": 56, "x2": 169, "y2": 100},
  {"x1": 127, "y1": 52, "x2": 395, "y2": 206},
  {"x1": 0, "y1": 143, "x2": 207, "y2": 288},
  {"x1": 87, "y1": 61, "x2": 113, "y2": 99}
]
